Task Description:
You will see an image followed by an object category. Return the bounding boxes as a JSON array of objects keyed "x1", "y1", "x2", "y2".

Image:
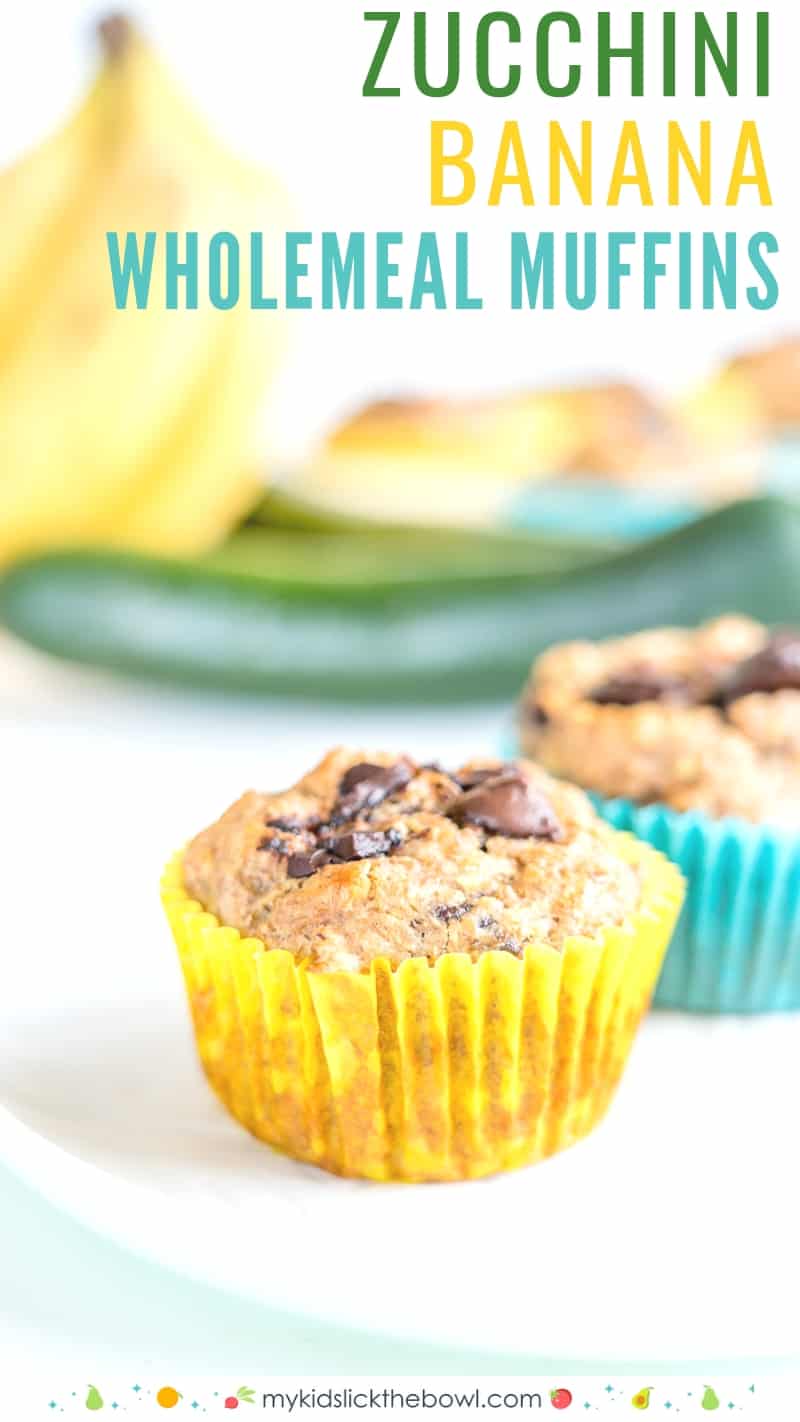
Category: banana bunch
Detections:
[{"x1": 0, "y1": 14, "x2": 286, "y2": 566}]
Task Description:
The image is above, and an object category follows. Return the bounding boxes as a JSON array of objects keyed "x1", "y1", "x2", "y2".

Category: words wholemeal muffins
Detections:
[
  {"x1": 519, "y1": 617, "x2": 800, "y2": 1012},
  {"x1": 162, "y1": 748, "x2": 683, "y2": 1181}
]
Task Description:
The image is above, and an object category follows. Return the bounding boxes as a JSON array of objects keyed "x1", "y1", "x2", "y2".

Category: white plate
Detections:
[{"x1": 1, "y1": 700, "x2": 799, "y2": 1363}]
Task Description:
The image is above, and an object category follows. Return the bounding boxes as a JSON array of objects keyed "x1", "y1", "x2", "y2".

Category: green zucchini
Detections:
[{"x1": 1, "y1": 497, "x2": 798, "y2": 702}]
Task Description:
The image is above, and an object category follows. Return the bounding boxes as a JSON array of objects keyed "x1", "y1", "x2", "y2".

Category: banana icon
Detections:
[{"x1": 0, "y1": 13, "x2": 287, "y2": 565}]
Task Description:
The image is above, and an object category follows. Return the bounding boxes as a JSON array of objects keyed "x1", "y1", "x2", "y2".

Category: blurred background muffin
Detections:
[
  {"x1": 724, "y1": 336, "x2": 800, "y2": 431},
  {"x1": 286, "y1": 390, "x2": 573, "y2": 524},
  {"x1": 289, "y1": 369, "x2": 766, "y2": 534},
  {"x1": 517, "y1": 616, "x2": 800, "y2": 1013}
]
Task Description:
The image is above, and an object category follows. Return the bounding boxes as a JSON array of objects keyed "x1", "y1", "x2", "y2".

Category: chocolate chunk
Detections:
[
  {"x1": 526, "y1": 703, "x2": 550, "y2": 728},
  {"x1": 288, "y1": 824, "x2": 403, "y2": 878},
  {"x1": 335, "y1": 759, "x2": 414, "y2": 819},
  {"x1": 265, "y1": 816, "x2": 305, "y2": 833},
  {"x1": 323, "y1": 829, "x2": 396, "y2": 862},
  {"x1": 452, "y1": 764, "x2": 505, "y2": 790},
  {"x1": 447, "y1": 772, "x2": 563, "y2": 841},
  {"x1": 497, "y1": 938, "x2": 522, "y2": 956},
  {"x1": 719, "y1": 631, "x2": 800, "y2": 703},
  {"x1": 258, "y1": 835, "x2": 292, "y2": 854},
  {"x1": 287, "y1": 849, "x2": 334, "y2": 879},
  {"x1": 432, "y1": 901, "x2": 471, "y2": 923},
  {"x1": 589, "y1": 666, "x2": 691, "y2": 706}
]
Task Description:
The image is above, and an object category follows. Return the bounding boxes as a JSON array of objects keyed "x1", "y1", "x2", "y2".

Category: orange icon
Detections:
[{"x1": 157, "y1": 1388, "x2": 182, "y2": 1409}]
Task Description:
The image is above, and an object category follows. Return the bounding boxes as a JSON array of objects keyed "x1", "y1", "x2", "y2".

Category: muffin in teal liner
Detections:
[
  {"x1": 503, "y1": 431, "x2": 800, "y2": 545},
  {"x1": 501, "y1": 374, "x2": 765, "y2": 542},
  {"x1": 589, "y1": 797, "x2": 800, "y2": 1012},
  {"x1": 517, "y1": 615, "x2": 800, "y2": 1014}
]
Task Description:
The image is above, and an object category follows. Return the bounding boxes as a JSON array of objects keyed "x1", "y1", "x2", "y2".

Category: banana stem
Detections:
[{"x1": 98, "y1": 12, "x2": 133, "y2": 59}]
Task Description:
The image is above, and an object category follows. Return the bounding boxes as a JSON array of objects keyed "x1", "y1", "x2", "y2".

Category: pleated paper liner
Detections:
[
  {"x1": 503, "y1": 431, "x2": 800, "y2": 544},
  {"x1": 162, "y1": 843, "x2": 683, "y2": 1182},
  {"x1": 593, "y1": 797, "x2": 800, "y2": 1014},
  {"x1": 505, "y1": 478, "x2": 697, "y2": 541}
]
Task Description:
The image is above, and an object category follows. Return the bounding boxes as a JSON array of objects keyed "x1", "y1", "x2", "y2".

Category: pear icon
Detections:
[
  {"x1": 701, "y1": 1386, "x2": 720, "y2": 1411},
  {"x1": 86, "y1": 1385, "x2": 104, "y2": 1411},
  {"x1": 631, "y1": 1387, "x2": 652, "y2": 1410}
]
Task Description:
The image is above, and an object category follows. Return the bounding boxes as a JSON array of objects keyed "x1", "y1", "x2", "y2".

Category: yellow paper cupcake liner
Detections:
[{"x1": 161, "y1": 838, "x2": 683, "y2": 1182}]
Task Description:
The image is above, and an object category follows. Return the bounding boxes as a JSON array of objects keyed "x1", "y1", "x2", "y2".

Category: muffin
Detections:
[
  {"x1": 293, "y1": 381, "x2": 762, "y2": 533},
  {"x1": 548, "y1": 380, "x2": 762, "y2": 502},
  {"x1": 553, "y1": 382, "x2": 685, "y2": 483},
  {"x1": 162, "y1": 748, "x2": 683, "y2": 1181},
  {"x1": 293, "y1": 392, "x2": 574, "y2": 523},
  {"x1": 725, "y1": 336, "x2": 800, "y2": 431},
  {"x1": 519, "y1": 617, "x2": 800, "y2": 1011}
]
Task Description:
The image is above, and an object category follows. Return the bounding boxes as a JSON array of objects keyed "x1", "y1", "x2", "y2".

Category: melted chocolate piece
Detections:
[
  {"x1": 447, "y1": 771, "x2": 563, "y2": 841},
  {"x1": 265, "y1": 816, "x2": 306, "y2": 833},
  {"x1": 452, "y1": 764, "x2": 505, "y2": 791},
  {"x1": 322, "y1": 829, "x2": 397, "y2": 862},
  {"x1": 287, "y1": 849, "x2": 335, "y2": 879},
  {"x1": 287, "y1": 823, "x2": 403, "y2": 880},
  {"x1": 526, "y1": 702, "x2": 550, "y2": 728},
  {"x1": 258, "y1": 835, "x2": 292, "y2": 854},
  {"x1": 719, "y1": 631, "x2": 800, "y2": 703},
  {"x1": 589, "y1": 666, "x2": 691, "y2": 706},
  {"x1": 334, "y1": 759, "x2": 414, "y2": 819}
]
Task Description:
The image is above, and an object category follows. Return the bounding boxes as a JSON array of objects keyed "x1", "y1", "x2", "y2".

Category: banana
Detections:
[{"x1": 0, "y1": 14, "x2": 287, "y2": 565}]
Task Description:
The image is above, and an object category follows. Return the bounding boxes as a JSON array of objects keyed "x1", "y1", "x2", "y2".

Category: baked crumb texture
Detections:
[
  {"x1": 520, "y1": 616, "x2": 800, "y2": 826},
  {"x1": 165, "y1": 751, "x2": 683, "y2": 1181},
  {"x1": 183, "y1": 750, "x2": 644, "y2": 972}
]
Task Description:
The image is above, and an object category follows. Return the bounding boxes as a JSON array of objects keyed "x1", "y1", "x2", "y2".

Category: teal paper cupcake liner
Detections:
[
  {"x1": 765, "y1": 436, "x2": 800, "y2": 495},
  {"x1": 592, "y1": 796, "x2": 800, "y2": 1014},
  {"x1": 505, "y1": 478, "x2": 697, "y2": 541},
  {"x1": 502, "y1": 439, "x2": 800, "y2": 544}
]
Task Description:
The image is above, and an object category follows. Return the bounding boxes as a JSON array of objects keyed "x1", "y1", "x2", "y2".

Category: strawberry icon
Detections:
[
  {"x1": 225, "y1": 1388, "x2": 256, "y2": 1409},
  {"x1": 550, "y1": 1390, "x2": 572, "y2": 1410}
]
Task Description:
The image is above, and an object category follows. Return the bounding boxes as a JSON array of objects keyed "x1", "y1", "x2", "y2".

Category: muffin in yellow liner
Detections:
[{"x1": 162, "y1": 751, "x2": 683, "y2": 1182}]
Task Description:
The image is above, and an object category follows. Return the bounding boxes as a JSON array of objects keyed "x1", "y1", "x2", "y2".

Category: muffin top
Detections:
[
  {"x1": 326, "y1": 384, "x2": 681, "y2": 483},
  {"x1": 520, "y1": 616, "x2": 800, "y2": 825},
  {"x1": 182, "y1": 749, "x2": 643, "y2": 972},
  {"x1": 554, "y1": 382, "x2": 685, "y2": 481},
  {"x1": 552, "y1": 381, "x2": 760, "y2": 499},
  {"x1": 726, "y1": 336, "x2": 800, "y2": 429}
]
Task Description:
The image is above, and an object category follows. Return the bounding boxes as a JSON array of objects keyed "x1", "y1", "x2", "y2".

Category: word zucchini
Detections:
[{"x1": 363, "y1": 10, "x2": 769, "y2": 100}]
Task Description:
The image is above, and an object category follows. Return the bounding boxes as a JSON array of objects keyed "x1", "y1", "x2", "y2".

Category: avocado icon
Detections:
[
  {"x1": 702, "y1": 1386, "x2": 720, "y2": 1411},
  {"x1": 631, "y1": 1388, "x2": 652, "y2": 1410},
  {"x1": 86, "y1": 1385, "x2": 104, "y2": 1411}
]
